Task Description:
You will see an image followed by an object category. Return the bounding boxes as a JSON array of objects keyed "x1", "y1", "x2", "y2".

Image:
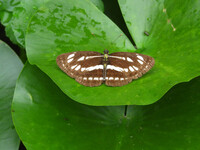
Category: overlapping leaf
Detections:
[
  {"x1": 118, "y1": 0, "x2": 200, "y2": 100},
  {"x1": 0, "y1": 41, "x2": 23, "y2": 150},
  {"x1": 0, "y1": 0, "x2": 21, "y2": 44},
  {"x1": 12, "y1": 63, "x2": 200, "y2": 150},
  {"x1": 2, "y1": 0, "x2": 104, "y2": 47}
]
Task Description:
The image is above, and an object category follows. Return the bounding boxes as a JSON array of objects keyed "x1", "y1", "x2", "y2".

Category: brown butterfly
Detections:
[{"x1": 56, "y1": 50, "x2": 155, "y2": 87}]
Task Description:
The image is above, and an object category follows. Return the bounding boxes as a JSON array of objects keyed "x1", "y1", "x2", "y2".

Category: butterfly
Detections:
[{"x1": 56, "y1": 50, "x2": 155, "y2": 87}]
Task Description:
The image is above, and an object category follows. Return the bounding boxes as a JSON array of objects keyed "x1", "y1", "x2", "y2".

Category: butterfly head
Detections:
[{"x1": 104, "y1": 49, "x2": 109, "y2": 54}]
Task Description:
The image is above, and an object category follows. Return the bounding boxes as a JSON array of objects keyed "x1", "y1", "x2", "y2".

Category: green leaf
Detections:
[
  {"x1": 118, "y1": 0, "x2": 200, "y2": 97},
  {"x1": 25, "y1": 0, "x2": 135, "y2": 106},
  {"x1": 5, "y1": 0, "x2": 48, "y2": 47},
  {"x1": 0, "y1": 40, "x2": 23, "y2": 150},
  {"x1": 0, "y1": 0, "x2": 20, "y2": 12},
  {"x1": 0, "y1": 0, "x2": 21, "y2": 45},
  {"x1": 1, "y1": 0, "x2": 104, "y2": 47},
  {"x1": 26, "y1": 0, "x2": 200, "y2": 106},
  {"x1": 90, "y1": 0, "x2": 104, "y2": 12},
  {"x1": 102, "y1": 0, "x2": 132, "y2": 40},
  {"x1": 12, "y1": 62, "x2": 200, "y2": 150}
]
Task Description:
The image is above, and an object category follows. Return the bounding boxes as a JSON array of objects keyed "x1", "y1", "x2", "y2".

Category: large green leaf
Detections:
[
  {"x1": 12, "y1": 63, "x2": 200, "y2": 150},
  {"x1": 7, "y1": 0, "x2": 104, "y2": 47},
  {"x1": 25, "y1": 0, "x2": 135, "y2": 106},
  {"x1": 26, "y1": 0, "x2": 200, "y2": 106},
  {"x1": 118, "y1": 0, "x2": 200, "y2": 98},
  {"x1": 0, "y1": 41, "x2": 23, "y2": 150}
]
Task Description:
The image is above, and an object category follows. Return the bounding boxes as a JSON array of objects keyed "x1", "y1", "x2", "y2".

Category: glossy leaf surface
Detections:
[
  {"x1": 25, "y1": 0, "x2": 135, "y2": 105},
  {"x1": 12, "y1": 63, "x2": 200, "y2": 149},
  {"x1": 26, "y1": 0, "x2": 200, "y2": 105},
  {"x1": 0, "y1": 41, "x2": 22, "y2": 150},
  {"x1": 118, "y1": 0, "x2": 200, "y2": 100},
  {"x1": 117, "y1": 0, "x2": 200, "y2": 103},
  {"x1": 6, "y1": 0, "x2": 104, "y2": 47}
]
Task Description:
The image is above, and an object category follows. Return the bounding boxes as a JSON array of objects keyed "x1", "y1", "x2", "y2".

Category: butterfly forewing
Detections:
[
  {"x1": 56, "y1": 51, "x2": 104, "y2": 87},
  {"x1": 105, "y1": 52, "x2": 155, "y2": 86}
]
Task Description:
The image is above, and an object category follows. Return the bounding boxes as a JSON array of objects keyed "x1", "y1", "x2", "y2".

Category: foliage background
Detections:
[{"x1": 0, "y1": 0, "x2": 200, "y2": 149}]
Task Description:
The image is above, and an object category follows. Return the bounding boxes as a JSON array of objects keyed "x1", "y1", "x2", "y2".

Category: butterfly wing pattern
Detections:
[
  {"x1": 56, "y1": 50, "x2": 155, "y2": 87},
  {"x1": 57, "y1": 51, "x2": 104, "y2": 86},
  {"x1": 105, "y1": 52, "x2": 155, "y2": 86}
]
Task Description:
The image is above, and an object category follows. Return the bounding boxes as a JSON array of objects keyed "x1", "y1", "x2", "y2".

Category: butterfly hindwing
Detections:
[{"x1": 56, "y1": 51, "x2": 104, "y2": 86}]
